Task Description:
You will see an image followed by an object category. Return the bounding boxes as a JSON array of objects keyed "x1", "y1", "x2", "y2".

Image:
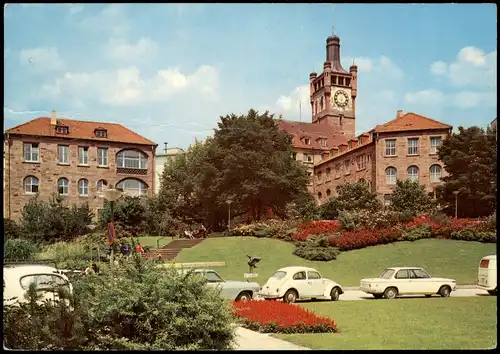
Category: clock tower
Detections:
[{"x1": 309, "y1": 28, "x2": 357, "y2": 139}]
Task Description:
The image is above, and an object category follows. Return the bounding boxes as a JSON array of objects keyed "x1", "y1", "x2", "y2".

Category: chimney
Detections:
[
  {"x1": 50, "y1": 110, "x2": 57, "y2": 125},
  {"x1": 396, "y1": 110, "x2": 403, "y2": 119},
  {"x1": 163, "y1": 142, "x2": 168, "y2": 154}
]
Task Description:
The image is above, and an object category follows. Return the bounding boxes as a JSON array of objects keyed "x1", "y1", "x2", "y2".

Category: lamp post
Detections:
[
  {"x1": 226, "y1": 199, "x2": 233, "y2": 230},
  {"x1": 452, "y1": 191, "x2": 459, "y2": 219},
  {"x1": 100, "y1": 185, "x2": 124, "y2": 266}
]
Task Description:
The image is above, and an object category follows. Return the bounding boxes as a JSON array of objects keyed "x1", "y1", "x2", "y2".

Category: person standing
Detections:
[{"x1": 136, "y1": 242, "x2": 144, "y2": 254}]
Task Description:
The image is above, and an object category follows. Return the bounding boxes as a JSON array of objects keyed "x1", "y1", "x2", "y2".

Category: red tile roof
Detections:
[
  {"x1": 276, "y1": 119, "x2": 348, "y2": 150},
  {"x1": 373, "y1": 112, "x2": 452, "y2": 133},
  {"x1": 5, "y1": 117, "x2": 157, "y2": 146}
]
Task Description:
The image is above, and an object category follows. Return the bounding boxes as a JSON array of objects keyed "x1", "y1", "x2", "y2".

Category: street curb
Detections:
[{"x1": 344, "y1": 284, "x2": 478, "y2": 291}]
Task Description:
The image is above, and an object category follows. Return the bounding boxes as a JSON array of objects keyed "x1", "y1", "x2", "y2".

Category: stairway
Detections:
[{"x1": 143, "y1": 238, "x2": 204, "y2": 261}]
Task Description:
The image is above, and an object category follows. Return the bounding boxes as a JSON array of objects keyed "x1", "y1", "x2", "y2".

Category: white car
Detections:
[
  {"x1": 360, "y1": 267, "x2": 457, "y2": 299},
  {"x1": 477, "y1": 255, "x2": 497, "y2": 295},
  {"x1": 3, "y1": 264, "x2": 73, "y2": 306},
  {"x1": 258, "y1": 266, "x2": 344, "y2": 303}
]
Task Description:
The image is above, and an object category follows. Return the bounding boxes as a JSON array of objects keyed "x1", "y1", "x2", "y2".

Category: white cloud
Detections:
[
  {"x1": 19, "y1": 47, "x2": 64, "y2": 72},
  {"x1": 343, "y1": 55, "x2": 404, "y2": 80},
  {"x1": 105, "y1": 37, "x2": 159, "y2": 63},
  {"x1": 69, "y1": 5, "x2": 84, "y2": 16},
  {"x1": 39, "y1": 64, "x2": 220, "y2": 106},
  {"x1": 276, "y1": 85, "x2": 309, "y2": 114},
  {"x1": 454, "y1": 91, "x2": 496, "y2": 109},
  {"x1": 79, "y1": 4, "x2": 129, "y2": 36},
  {"x1": 404, "y1": 89, "x2": 445, "y2": 105},
  {"x1": 430, "y1": 60, "x2": 447, "y2": 75}
]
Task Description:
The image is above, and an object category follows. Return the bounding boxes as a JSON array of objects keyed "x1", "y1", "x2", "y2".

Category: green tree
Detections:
[
  {"x1": 436, "y1": 126, "x2": 496, "y2": 217},
  {"x1": 335, "y1": 181, "x2": 381, "y2": 213},
  {"x1": 389, "y1": 179, "x2": 433, "y2": 216},
  {"x1": 319, "y1": 197, "x2": 340, "y2": 220}
]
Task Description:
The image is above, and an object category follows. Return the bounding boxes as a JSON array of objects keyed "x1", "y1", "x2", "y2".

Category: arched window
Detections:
[
  {"x1": 78, "y1": 179, "x2": 89, "y2": 196},
  {"x1": 408, "y1": 166, "x2": 419, "y2": 182},
  {"x1": 317, "y1": 192, "x2": 322, "y2": 200},
  {"x1": 58, "y1": 178, "x2": 69, "y2": 195},
  {"x1": 386, "y1": 167, "x2": 397, "y2": 184},
  {"x1": 97, "y1": 179, "x2": 108, "y2": 192},
  {"x1": 430, "y1": 165, "x2": 442, "y2": 182},
  {"x1": 24, "y1": 176, "x2": 39, "y2": 194},
  {"x1": 326, "y1": 189, "x2": 331, "y2": 197},
  {"x1": 116, "y1": 150, "x2": 148, "y2": 169},
  {"x1": 117, "y1": 178, "x2": 148, "y2": 197}
]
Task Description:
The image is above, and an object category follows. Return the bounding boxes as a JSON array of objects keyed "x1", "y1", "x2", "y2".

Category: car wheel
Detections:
[
  {"x1": 283, "y1": 289, "x2": 298, "y2": 304},
  {"x1": 439, "y1": 285, "x2": 451, "y2": 297},
  {"x1": 373, "y1": 294, "x2": 383, "y2": 299},
  {"x1": 487, "y1": 289, "x2": 497, "y2": 296},
  {"x1": 384, "y1": 287, "x2": 398, "y2": 299},
  {"x1": 330, "y1": 287, "x2": 340, "y2": 301},
  {"x1": 235, "y1": 291, "x2": 252, "y2": 302}
]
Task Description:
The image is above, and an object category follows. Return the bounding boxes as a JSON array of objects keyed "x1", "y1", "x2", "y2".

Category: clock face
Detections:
[{"x1": 333, "y1": 90, "x2": 350, "y2": 108}]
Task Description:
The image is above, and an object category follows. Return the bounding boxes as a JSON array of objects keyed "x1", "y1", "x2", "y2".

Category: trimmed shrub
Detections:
[
  {"x1": 400, "y1": 224, "x2": 433, "y2": 242},
  {"x1": 449, "y1": 230, "x2": 496, "y2": 243},
  {"x1": 293, "y1": 235, "x2": 340, "y2": 261},
  {"x1": 4, "y1": 218, "x2": 21, "y2": 240},
  {"x1": 4, "y1": 238, "x2": 38, "y2": 261}
]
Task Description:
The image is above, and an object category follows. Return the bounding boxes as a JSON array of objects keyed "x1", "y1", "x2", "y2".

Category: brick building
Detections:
[
  {"x1": 278, "y1": 24, "x2": 453, "y2": 204},
  {"x1": 314, "y1": 111, "x2": 452, "y2": 205},
  {"x1": 4, "y1": 110, "x2": 157, "y2": 220}
]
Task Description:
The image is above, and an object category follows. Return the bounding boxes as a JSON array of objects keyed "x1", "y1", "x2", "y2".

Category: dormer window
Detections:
[
  {"x1": 95, "y1": 128, "x2": 107, "y2": 138},
  {"x1": 304, "y1": 137, "x2": 311, "y2": 145},
  {"x1": 55, "y1": 125, "x2": 69, "y2": 134},
  {"x1": 320, "y1": 138, "x2": 328, "y2": 147}
]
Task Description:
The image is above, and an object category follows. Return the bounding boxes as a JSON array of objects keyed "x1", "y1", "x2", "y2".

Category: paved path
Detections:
[{"x1": 233, "y1": 326, "x2": 310, "y2": 350}]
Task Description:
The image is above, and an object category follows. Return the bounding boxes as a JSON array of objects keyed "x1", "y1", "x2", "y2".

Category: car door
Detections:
[
  {"x1": 290, "y1": 271, "x2": 309, "y2": 298},
  {"x1": 306, "y1": 271, "x2": 325, "y2": 297},
  {"x1": 204, "y1": 271, "x2": 232, "y2": 299},
  {"x1": 409, "y1": 268, "x2": 434, "y2": 293},
  {"x1": 394, "y1": 269, "x2": 412, "y2": 294}
]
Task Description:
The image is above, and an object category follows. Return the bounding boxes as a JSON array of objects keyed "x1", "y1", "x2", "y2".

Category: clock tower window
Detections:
[{"x1": 346, "y1": 78, "x2": 351, "y2": 86}]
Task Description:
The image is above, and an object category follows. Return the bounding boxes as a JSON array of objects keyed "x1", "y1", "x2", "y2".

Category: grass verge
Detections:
[
  {"x1": 273, "y1": 297, "x2": 497, "y2": 350},
  {"x1": 175, "y1": 237, "x2": 496, "y2": 286}
]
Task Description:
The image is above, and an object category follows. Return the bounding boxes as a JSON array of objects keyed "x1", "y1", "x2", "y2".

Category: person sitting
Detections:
[{"x1": 184, "y1": 230, "x2": 194, "y2": 239}]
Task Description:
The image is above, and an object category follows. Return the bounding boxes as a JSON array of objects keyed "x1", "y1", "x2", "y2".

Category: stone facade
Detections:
[
  {"x1": 4, "y1": 118, "x2": 157, "y2": 220},
  {"x1": 154, "y1": 145, "x2": 185, "y2": 194}
]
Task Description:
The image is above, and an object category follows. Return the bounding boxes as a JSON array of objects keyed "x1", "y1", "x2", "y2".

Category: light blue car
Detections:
[{"x1": 182, "y1": 269, "x2": 260, "y2": 301}]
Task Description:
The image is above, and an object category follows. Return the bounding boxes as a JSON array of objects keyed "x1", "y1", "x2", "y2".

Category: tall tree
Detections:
[
  {"x1": 389, "y1": 179, "x2": 433, "y2": 216},
  {"x1": 436, "y1": 126, "x2": 496, "y2": 217}
]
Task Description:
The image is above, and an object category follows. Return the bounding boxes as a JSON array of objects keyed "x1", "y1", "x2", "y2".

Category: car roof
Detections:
[
  {"x1": 3, "y1": 265, "x2": 62, "y2": 278},
  {"x1": 277, "y1": 266, "x2": 319, "y2": 273},
  {"x1": 385, "y1": 267, "x2": 425, "y2": 271},
  {"x1": 482, "y1": 255, "x2": 496, "y2": 260}
]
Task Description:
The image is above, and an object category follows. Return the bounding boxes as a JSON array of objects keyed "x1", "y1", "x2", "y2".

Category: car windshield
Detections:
[
  {"x1": 379, "y1": 269, "x2": 395, "y2": 279},
  {"x1": 271, "y1": 271, "x2": 287, "y2": 279}
]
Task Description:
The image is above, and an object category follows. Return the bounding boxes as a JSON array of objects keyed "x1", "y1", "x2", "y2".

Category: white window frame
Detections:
[
  {"x1": 117, "y1": 150, "x2": 148, "y2": 169},
  {"x1": 335, "y1": 164, "x2": 341, "y2": 178},
  {"x1": 430, "y1": 137, "x2": 441, "y2": 155},
  {"x1": 407, "y1": 138, "x2": 419, "y2": 155},
  {"x1": 430, "y1": 164, "x2": 442, "y2": 182},
  {"x1": 344, "y1": 159, "x2": 350, "y2": 174},
  {"x1": 408, "y1": 166, "x2": 419, "y2": 181},
  {"x1": 357, "y1": 155, "x2": 367, "y2": 170},
  {"x1": 385, "y1": 139, "x2": 396, "y2": 156},
  {"x1": 58, "y1": 145, "x2": 69, "y2": 164},
  {"x1": 304, "y1": 138, "x2": 311, "y2": 145},
  {"x1": 58, "y1": 178, "x2": 69, "y2": 195},
  {"x1": 303, "y1": 153, "x2": 313, "y2": 163},
  {"x1": 116, "y1": 179, "x2": 148, "y2": 197},
  {"x1": 24, "y1": 176, "x2": 39, "y2": 194},
  {"x1": 386, "y1": 167, "x2": 397, "y2": 184},
  {"x1": 78, "y1": 179, "x2": 89, "y2": 196},
  {"x1": 320, "y1": 138, "x2": 327, "y2": 147},
  {"x1": 23, "y1": 143, "x2": 39, "y2": 162},
  {"x1": 98, "y1": 148, "x2": 108, "y2": 167},
  {"x1": 97, "y1": 179, "x2": 108, "y2": 191},
  {"x1": 78, "y1": 147, "x2": 89, "y2": 165}
]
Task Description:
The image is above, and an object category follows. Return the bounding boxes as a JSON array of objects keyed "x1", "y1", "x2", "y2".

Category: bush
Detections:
[
  {"x1": 328, "y1": 228, "x2": 401, "y2": 251},
  {"x1": 4, "y1": 218, "x2": 21, "y2": 239},
  {"x1": 36, "y1": 241, "x2": 106, "y2": 269},
  {"x1": 337, "y1": 210, "x2": 359, "y2": 231},
  {"x1": 389, "y1": 179, "x2": 434, "y2": 216},
  {"x1": 3, "y1": 238, "x2": 38, "y2": 261},
  {"x1": 293, "y1": 235, "x2": 340, "y2": 261},
  {"x1": 335, "y1": 181, "x2": 382, "y2": 213},
  {"x1": 400, "y1": 224, "x2": 433, "y2": 242},
  {"x1": 449, "y1": 230, "x2": 496, "y2": 243},
  {"x1": 4, "y1": 258, "x2": 236, "y2": 350},
  {"x1": 319, "y1": 197, "x2": 340, "y2": 220}
]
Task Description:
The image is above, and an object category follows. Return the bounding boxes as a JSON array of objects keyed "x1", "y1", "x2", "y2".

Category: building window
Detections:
[
  {"x1": 320, "y1": 138, "x2": 327, "y2": 147},
  {"x1": 117, "y1": 150, "x2": 148, "y2": 169},
  {"x1": 58, "y1": 178, "x2": 69, "y2": 195},
  {"x1": 430, "y1": 164, "x2": 442, "y2": 182},
  {"x1": 335, "y1": 164, "x2": 341, "y2": 178},
  {"x1": 386, "y1": 167, "x2": 397, "y2": 184},
  {"x1": 95, "y1": 129, "x2": 107, "y2": 138},
  {"x1": 344, "y1": 159, "x2": 350, "y2": 174},
  {"x1": 304, "y1": 138, "x2": 311, "y2": 145},
  {"x1": 326, "y1": 167, "x2": 331, "y2": 177},
  {"x1": 23, "y1": 143, "x2": 39, "y2": 162},
  {"x1": 317, "y1": 171, "x2": 322, "y2": 181},
  {"x1": 385, "y1": 139, "x2": 396, "y2": 156},
  {"x1": 56, "y1": 126, "x2": 69, "y2": 134},
  {"x1": 78, "y1": 179, "x2": 89, "y2": 196},
  {"x1": 303, "y1": 153, "x2": 313, "y2": 163},
  {"x1": 291, "y1": 152, "x2": 297, "y2": 160},
  {"x1": 408, "y1": 166, "x2": 419, "y2": 181},
  {"x1": 326, "y1": 189, "x2": 331, "y2": 197},
  {"x1": 78, "y1": 147, "x2": 89, "y2": 165},
  {"x1": 98, "y1": 148, "x2": 108, "y2": 167},
  {"x1": 117, "y1": 178, "x2": 148, "y2": 197},
  {"x1": 408, "y1": 138, "x2": 419, "y2": 155},
  {"x1": 24, "y1": 176, "x2": 39, "y2": 194},
  {"x1": 356, "y1": 155, "x2": 367, "y2": 170},
  {"x1": 384, "y1": 194, "x2": 392, "y2": 206},
  {"x1": 317, "y1": 192, "x2": 322, "y2": 200},
  {"x1": 58, "y1": 145, "x2": 69, "y2": 164},
  {"x1": 97, "y1": 179, "x2": 108, "y2": 191},
  {"x1": 430, "y1": 137, "x2": 441, "y2": 155}
]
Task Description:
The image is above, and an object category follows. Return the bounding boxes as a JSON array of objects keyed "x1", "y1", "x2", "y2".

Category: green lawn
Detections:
[
  {"x1": 175, "y1": 237, "x2": 496, "y2": 286},
  {"x1": 274, "y1": 297, "x2": 497, "y2": 350}
]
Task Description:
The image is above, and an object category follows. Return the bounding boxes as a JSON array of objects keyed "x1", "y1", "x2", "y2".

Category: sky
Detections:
[{"x1": 4, "y1": 3, "x2": 497, "y2": 152}]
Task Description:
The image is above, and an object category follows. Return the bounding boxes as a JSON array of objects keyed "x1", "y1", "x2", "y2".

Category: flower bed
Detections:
[
  {"x1": 232, "y1": 300, "x2": 339, "y2": 334},
  {"x1": 292, "y1": 220, "x2": 341, "y2": 241},
  {"x1": 328, "y1": 227, "x2": 401, "y2": 251}
]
